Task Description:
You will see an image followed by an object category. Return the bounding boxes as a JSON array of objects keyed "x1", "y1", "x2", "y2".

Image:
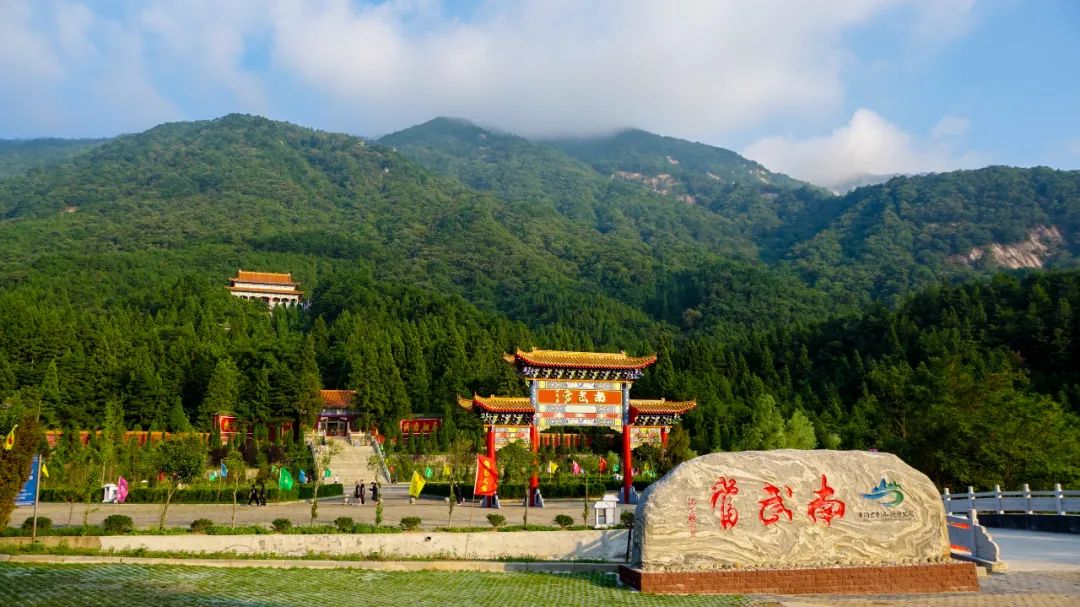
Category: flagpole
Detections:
[{"x1": 31, "y1": 454, "x2": 42, "y2": 543}]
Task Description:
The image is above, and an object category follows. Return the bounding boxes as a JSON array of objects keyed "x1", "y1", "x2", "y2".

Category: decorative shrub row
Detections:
[
  {"x1": 39, "y1": 484, "x2": 343, "y2": 504},
  {"x1": 416, "y1": 480, "x2": 649, "y2": 500}
]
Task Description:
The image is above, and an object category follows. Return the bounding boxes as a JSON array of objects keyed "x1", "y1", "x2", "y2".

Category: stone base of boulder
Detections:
[{"x1": 618, "y1": 562, "x2": 978, "y2": 595}]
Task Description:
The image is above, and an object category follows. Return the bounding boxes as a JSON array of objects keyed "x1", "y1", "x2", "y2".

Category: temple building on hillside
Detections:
[
  {"x1": 317, "y1": 390, "x2": 359, "y2": 437},
  {"x1": 227, "y1": 271, "x2": 302, "y2": 307}
]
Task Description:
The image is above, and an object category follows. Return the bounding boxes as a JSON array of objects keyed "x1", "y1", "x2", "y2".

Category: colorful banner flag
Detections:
[
  {"x1": 598, "y1": 458, "x2": 607, "y2": 474},
  {"x1": 474, "y1": 454, "x2": 498, "y2": 497},
  {"x1": 41, "y1": 458, "x2": 50, "y2": 478},
  {"x1": 442, "y1": 463, "x2": 451, "y2": 477},
  {"x1": 220, "y1": 462, "x2": 228, "y2": 479},
  {"x1": 424, "y1": 466, "x2": 432, "y2": 479},
  {"x1": 408, "y1": 470, "x2": 426, "y2": 498},
  {"x1": 279, "y1": 468, "x2": 294, "y2": 491},
  {"x1": 571, "y1": 460, "x2": 582, "y2": 476},
  {"x1": 3, "y1": 425, "x2": 16, "y2": 451},
  {"x1": 15, "y1": 455, "x2": 39, "y2": 506},
  {"x1": 324, "y1": 468, "x2": 332, "y2": 479},
  {"x1": 117, "y1": 476, "x2": 129, "y2": 504},
  {"x1": 299, "y1": 469, "x2": 307, "y2": 484},
  {"x1": 547, "y1": 461, "x2": 558, "y2": 474}
]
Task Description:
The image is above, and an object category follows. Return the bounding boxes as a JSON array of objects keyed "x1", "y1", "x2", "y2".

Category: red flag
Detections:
[
  {"x1": 474, "y1": 454, "x2": 499, "y2": 496},
  {"x1": 598, "y1": 458, "x2": 608, "y2": 473},
  {"x1": 571, "y1": 460, "x2": 582, "y2": 476},
  {"x1": 117, "y1": 476, "x2": 129, "y2": 504}
]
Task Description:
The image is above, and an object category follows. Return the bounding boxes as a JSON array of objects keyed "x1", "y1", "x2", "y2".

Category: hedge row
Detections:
[
  {"x1": 40, "y1": 484, "x2": 343, "y2": 504},
  {"x1": 418, "y1": 480, "x2": 650, "y2": 500}
]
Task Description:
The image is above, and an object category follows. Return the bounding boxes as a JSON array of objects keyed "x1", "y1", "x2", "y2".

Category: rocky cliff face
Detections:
[{"x1": 951, "y1": 225, "x2": 1065, "y2": 269}]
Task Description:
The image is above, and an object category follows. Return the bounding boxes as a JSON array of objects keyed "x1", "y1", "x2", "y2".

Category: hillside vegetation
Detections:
[{"x1": 0, "y1": 114, "x2": 1077, "y2": 489}]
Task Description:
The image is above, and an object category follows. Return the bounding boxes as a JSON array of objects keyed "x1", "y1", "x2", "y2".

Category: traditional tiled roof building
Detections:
[{"x1": 227, "y1": 271, "x2": 302, "y2": 308}]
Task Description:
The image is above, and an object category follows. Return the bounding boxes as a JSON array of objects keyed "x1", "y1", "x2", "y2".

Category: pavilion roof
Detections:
[
  {"x1": 457, "y1": 394, "x2": 535, "y2": 413},
  {"x1": 320, "y1": 389, "x2": 356, "y2": 408},
  {"x1": 227, "y1": 285, "x2": 303, "y2": 296},
  {"x1": 503, "y1": 348, "x2": 657, "y2": 370},
  {"x1": 629, "y1": 399, "x2": 697, "y2": 415},
  {"x1": 233, "y1": 270, "x2": 298, "y2": 286}
]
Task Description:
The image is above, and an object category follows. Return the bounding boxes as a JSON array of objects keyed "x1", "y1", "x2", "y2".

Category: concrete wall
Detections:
[{"x1": 22, "y1": 529, "x2": 631, "y2": 561}]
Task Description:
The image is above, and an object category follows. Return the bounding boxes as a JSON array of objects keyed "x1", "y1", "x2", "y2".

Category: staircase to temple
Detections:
[{"x1": 322, "y1": 435, "x2": 384, "y2": 487}]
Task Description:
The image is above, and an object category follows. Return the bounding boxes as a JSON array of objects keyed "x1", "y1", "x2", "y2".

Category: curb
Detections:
[{"x1": 0, "y1": 554, "x2": 621, "y2": 573}]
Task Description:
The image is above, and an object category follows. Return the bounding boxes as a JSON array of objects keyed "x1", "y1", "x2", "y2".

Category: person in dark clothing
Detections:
[
  {"x1": 359, "y1": 481, "x2": 366, "y2": 505},
  {"x1": 370, "y1": 481, "x2": 379, "y2": 503},
  {"x1": 454, "y1": 483, "x2": 463, "y2": 505},
  {"x1": 247, "y1": 483, "x2": 259, "y2": 506},
  {"x1": 257, "y1": 481, "x2": 267, "y2": 506}
]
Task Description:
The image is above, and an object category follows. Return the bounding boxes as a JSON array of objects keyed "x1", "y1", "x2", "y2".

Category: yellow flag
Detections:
[
  {"x1": 41, "y1": 459, "x2": 49, "y2": 478},
  {"x1": 442, "y1": 463, "x2": 451, "y2": 477},
  {"x1": 3, "y1": 425, "x2": 15, "y2": 451},
  {"x1": 408, "y1": 470, "x2": 426, "y2": 498}
]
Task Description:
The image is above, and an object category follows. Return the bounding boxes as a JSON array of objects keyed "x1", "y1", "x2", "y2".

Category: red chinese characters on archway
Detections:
[
  {"x1": 807, "y1": 474, "x2": 846, "y2": 526},
  {"x1": 758, "y1": 483, "x2": 793, "y2": 526},
  {"x1": 710, "y1": 477, "x2": 739, "y2": 530}
]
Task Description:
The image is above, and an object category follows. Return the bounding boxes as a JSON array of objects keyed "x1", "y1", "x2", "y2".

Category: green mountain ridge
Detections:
[{"x1": 0, "y1": 113, "x2": 1078, "y2": 490}]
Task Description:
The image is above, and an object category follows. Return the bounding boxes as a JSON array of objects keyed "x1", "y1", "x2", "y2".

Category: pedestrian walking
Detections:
[
  {"x1": 370, "y1": 481, "x2": 379, "y2": 503},
  {"x1": 247, "y1": 483, "x2": 259, "y2": 506},
  {"x1": 359, "y1": 481, "x2": 366, "y2": 506}
]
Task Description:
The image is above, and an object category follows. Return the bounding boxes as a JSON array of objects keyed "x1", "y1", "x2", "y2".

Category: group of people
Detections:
[
  {"x1": 351, "y1": 480, "x2": 380, "y2": 505},
  {"x1": 247, "y1": 481, "x2": 267, "y2": 506}
]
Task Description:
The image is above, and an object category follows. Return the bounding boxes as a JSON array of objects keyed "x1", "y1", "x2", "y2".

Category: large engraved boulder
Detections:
[{"x1": 632, "y1": 449, "x2": 950, "y2": 571}]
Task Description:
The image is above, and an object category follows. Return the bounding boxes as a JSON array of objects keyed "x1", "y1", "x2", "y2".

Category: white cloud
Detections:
[
  {"x1": 742, "y1": 108, "x2": 985, "y2": 189},
  {"x1": 0, "y1": 0, "x2": 980, "y2": 140},
  {"x1": 931, "y1": 114, "x2": 970, "y2": 140}
]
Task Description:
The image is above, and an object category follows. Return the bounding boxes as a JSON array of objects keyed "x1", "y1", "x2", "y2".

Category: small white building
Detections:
[{"x1": 228, "y1": 271, "x2": 302, "y2": 308}]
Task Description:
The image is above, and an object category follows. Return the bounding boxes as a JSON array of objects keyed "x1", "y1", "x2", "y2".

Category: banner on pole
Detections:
[{"x1": 15, "y1": 455, "x2": 39, "y2": 506}]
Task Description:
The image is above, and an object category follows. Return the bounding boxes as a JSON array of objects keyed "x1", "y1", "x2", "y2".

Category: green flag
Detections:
[
  {"x1": 278, "y1": 467, "x2": 294, "y2": 491},
  {"x1": 324, "y1": 468, "x2": 332, "y2": 479}
]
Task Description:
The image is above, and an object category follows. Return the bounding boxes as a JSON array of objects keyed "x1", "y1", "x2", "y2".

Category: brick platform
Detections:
[{"x1": 619, "y1": 562, "x2": 979, "y2": 595}]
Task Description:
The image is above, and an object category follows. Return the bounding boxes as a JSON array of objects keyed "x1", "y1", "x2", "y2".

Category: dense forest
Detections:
[{"x1": 1, "y1": 114, "x2": 1078, "y2": 491}]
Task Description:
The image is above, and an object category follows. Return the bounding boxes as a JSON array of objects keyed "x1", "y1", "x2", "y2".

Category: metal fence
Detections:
[{"x1": 942, "y1": 484, "x2": 1080, "y2": 515}]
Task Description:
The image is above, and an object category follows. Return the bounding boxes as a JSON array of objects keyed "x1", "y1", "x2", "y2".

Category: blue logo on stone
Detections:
[{"x1": 862, "y1": 479, "x2": 904, "y2": 507}]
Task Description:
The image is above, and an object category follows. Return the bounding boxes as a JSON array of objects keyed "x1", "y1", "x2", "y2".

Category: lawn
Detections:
[{"x1": 0, "y1": 564, "x2": 754, "y2": 606}]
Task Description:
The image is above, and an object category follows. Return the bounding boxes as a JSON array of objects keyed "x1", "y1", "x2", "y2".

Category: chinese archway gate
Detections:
[{"x1": 457, "y1": 348, "x2": 695, "y2": 505}]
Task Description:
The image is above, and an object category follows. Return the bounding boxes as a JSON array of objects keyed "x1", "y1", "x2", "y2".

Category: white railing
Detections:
[
  {"x1": 946, "y1": 510, "x2": 1002, "y2": 568},
  {"x1": 370, "y1": 436, "x2": 394, "y2": 484},
  {"x1": 941, "y1": 484, "x2": 1080, "y2": 515}
]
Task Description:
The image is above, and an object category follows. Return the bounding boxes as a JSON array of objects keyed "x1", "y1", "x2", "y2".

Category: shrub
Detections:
[
  {"x1": 399, "y1": 516, "x2": 422, "y2": 531},
  {"x1": 21, "y1": 517, "x2": 51, "y2": 531},
  {"x1": 190, "y1": 518, "x2": 214, "y2": 533},
  {"x1": 271, "y1": 518, "x2": 292, "y2": 532},
  {"x1": 486, "y1": 514, "x2": 506, "y2": 528},
  {"x1": 621, "y1": 511, "x2": 635, "y2": 528},
  {"x1": 553, "y1": 514, "x2": 574, "y2": 529},
  {"x1": 102, "y1": 515, "x2": 134, "y2": 534},
  {"x1": 334, "y1": 517, "x2": 355, "y2": 533}
]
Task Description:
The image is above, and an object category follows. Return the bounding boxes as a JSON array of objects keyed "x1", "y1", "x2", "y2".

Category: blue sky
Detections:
[{"x1": 1, "y1": 0, "x2": 1077, "y2": 188}]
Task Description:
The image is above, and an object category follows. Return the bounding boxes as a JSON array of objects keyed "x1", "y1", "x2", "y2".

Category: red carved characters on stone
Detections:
[
  {"x1": 710, "y1": 476, "x2": 739, "y2": 530},
  {"x1": 807, "y1": 474, "x2": 846, "y2": 526},
  {"x1": 758, "y1": 483, "x2": 793, "y2": 526},
  {"x1": 687, "y1": 497, "x2": 698, "y2": 537}
]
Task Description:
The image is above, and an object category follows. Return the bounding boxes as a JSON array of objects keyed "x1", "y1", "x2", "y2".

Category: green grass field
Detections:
[{"x1": 0, "y1": 564, "x2": 753, "y2": 606}]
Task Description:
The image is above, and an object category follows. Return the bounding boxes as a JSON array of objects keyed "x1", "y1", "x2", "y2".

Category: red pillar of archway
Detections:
[
  {"x1": 485, "y1": 424, "x2": 497, "y2": 508},
  {"x1": 661, "y1": 426, "x2": 669, "y2": 448},
  {"x1": 529, "y1": 423, "x2": 540, "y2": 506},
  {"x1": 622, "y1": 423, "x2": 633, "y2": 503}
]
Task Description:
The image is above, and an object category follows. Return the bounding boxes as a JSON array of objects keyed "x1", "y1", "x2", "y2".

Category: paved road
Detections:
[
  {"x1": 988, "y1": 527, "x2": 1080, "y2": 571},
  {"x1": 11, "y1": 494, "x2": 626, "y2": 530}
]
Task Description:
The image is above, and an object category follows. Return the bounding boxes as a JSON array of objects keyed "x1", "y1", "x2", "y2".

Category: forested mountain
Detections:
[
  {"x1": 0, "y1": 138, "x2": 106, "y2": 179},
  {"x1": 1, "y1": 113, "x2": 1078, "y2": 489},
  {"x1": 785, "y1": 167, "x2": 1080, "y2": 304},
  {"x1": 383, "y1": 119, "x2": 1080, "y2": 307}
]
